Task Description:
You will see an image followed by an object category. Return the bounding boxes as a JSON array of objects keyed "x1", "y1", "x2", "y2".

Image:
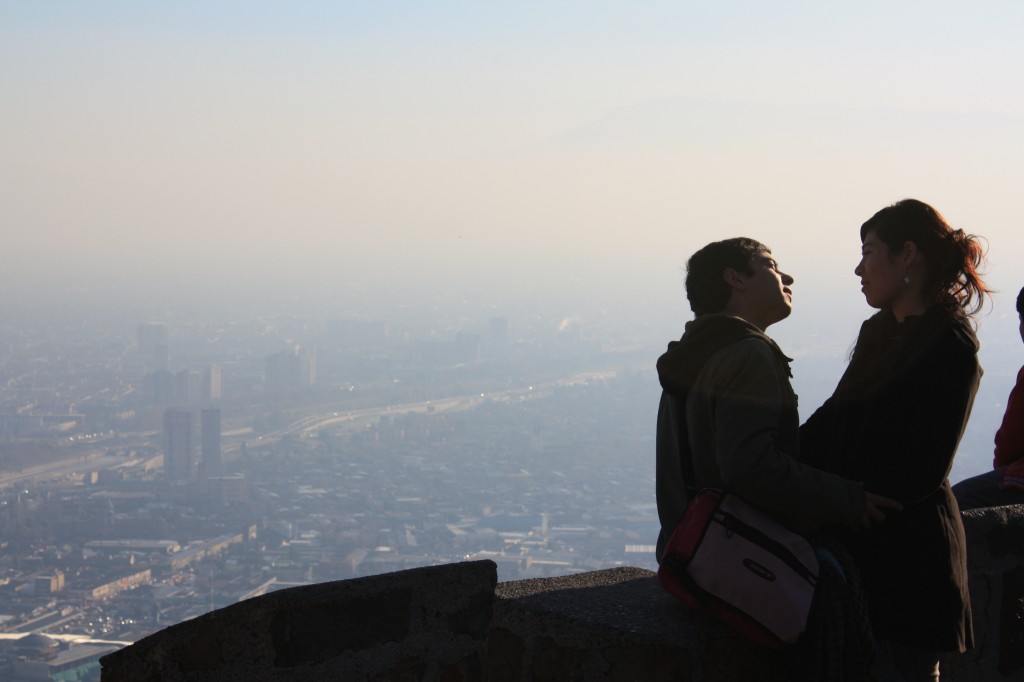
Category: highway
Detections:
[
  {"x1": 0, "y1": 370, "x2": 619, "y2": 487},
  {"x1": 257, "y1": 369, "x2": 616, "y2": 442}
]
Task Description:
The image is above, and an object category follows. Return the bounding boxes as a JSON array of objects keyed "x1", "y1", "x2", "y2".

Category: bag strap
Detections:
[{"x1": 662, "y1": 552, "x2": 709, "y2": 607}]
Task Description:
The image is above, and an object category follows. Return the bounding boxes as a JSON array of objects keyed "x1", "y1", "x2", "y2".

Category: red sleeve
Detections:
[{"x1": 994, "y1": 366, "x2": 1024, "y2": 468}]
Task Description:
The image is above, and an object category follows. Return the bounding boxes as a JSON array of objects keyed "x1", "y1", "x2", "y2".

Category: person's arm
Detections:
[
  {"x1": 708, "y1": 340, "x2": 866, "y2": 530},
  {"x1": 994, "y1": 366, "x2": 1024, "y2": 469}
]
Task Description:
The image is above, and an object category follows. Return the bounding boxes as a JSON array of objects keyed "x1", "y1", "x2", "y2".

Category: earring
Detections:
[{"x1": 904, "y1": 274, "x2": 911, "y2": 285}]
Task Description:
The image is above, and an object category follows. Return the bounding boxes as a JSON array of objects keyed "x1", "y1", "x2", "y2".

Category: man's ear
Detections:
[{"x1": 723, "y1": 267, "x2": 745, "y2": 291}]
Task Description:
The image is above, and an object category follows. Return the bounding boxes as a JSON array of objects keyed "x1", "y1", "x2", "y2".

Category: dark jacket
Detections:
[
  {"x1": 656, "y1": 314, "x2": 864, "y2": 563},
  {"x1": 994, "y1": 365, "x2": 1024, "y2": 468},
  {"x1": 800, "y1": 304, "x2": 980, "y2": 653}
]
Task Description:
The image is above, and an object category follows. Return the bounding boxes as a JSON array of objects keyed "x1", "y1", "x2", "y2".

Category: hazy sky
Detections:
[
  {"x1": 3, "y1": 1, "x2": 1024, "y2": 483},
  {"x1": 3, "y1": 2, "x2": 1023, "y2": 316}
]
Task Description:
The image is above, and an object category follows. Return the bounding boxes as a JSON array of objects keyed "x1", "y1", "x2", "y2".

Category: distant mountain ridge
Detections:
[{"x1": 532, "y1": 97, "x2": 1024, "y2": 154}]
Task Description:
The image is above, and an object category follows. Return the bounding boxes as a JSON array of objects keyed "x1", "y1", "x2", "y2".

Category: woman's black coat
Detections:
[{"x1": 800, "y1": 304, "x2": 980, "y2": 653}]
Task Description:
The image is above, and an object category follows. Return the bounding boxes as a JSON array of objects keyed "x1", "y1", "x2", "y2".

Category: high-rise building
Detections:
[
  {"x1": 201, "y1": 408, "x2": 222, "y2": 478},
  {"x1": 163, "y1": 409, "x2": 194, "y2": 484},
  {"x1": 204, "y1": 364, "x2": 223, "y2": 400}
]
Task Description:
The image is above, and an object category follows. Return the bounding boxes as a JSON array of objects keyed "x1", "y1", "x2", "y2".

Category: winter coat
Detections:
[
  {"x1": 655, "y1": 314, "x2": 865, "y2": 563},
  {"x1": 800, "y1": 304, "x2": 980, "y2": 653}
]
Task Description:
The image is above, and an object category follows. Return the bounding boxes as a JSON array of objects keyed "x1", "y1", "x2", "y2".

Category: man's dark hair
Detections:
[
  {"x1": 685, "y1": 237, "x2": 770, "y2": 316},
  {"x1": 1017, "y1": 285, "x2": 1024, "y2": 316}
]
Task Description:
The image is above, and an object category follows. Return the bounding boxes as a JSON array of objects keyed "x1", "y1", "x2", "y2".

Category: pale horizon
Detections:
[{"x1": 3, "y1": 2, "x2": 1023, "y2": 479}]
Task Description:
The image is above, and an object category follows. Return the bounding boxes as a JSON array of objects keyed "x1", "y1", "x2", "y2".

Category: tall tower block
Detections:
[
  {"x1": 201, "y1": 408, "x2": 223, "y2": 478},
  {"x1": 163, "y1": 409, "x2": 194, "y2": 484}
]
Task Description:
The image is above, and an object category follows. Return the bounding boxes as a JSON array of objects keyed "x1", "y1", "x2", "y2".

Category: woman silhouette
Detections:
[{"x1": 800, "y1": 199, "x2": 990, "y2": 681}]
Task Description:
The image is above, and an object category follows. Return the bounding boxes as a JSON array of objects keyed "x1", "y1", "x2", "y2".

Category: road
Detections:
[
  {"x1": 0, "y1": 450, "x2": 126, "y2": 488},
  {"x1": 0, "y1": 370, "x2": 619, "y2": 487},
  {"x1": 258, "y1": 369, "x2": 616, "y2": 442}
]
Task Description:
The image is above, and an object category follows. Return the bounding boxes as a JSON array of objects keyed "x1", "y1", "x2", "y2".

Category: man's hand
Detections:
[{"x1": 861, "y1": 492, "x2": 902, "y2": 528}]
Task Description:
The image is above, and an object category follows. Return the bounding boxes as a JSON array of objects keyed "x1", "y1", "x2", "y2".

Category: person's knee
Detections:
[{"x1": 952, "y1": 468, "x2": 1007, "y2": 510}]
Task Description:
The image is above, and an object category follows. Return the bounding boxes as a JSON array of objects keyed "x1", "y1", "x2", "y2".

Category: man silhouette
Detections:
[{"x1": 655, "y1": 238, "x2": 897, "y2": 562}]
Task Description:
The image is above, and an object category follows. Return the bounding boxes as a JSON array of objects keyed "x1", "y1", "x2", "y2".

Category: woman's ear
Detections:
[{"x1": 901, "y1": 240, "x2": 919, "y2": 266}]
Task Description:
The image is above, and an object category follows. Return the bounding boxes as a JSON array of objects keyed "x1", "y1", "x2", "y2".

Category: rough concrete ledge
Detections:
[
  {"x1": 944, "y1": 504, "x2": 1024, "y2": 681},
  {"x1": 100, "y1": 560, "x2": 498, "y2": 681},
  {"x1": 100, "y1": 505, "x2": 1024, "y2": 681},
  {"x1": 490, "y1": 566, "x2": 784, "y2": 681}
]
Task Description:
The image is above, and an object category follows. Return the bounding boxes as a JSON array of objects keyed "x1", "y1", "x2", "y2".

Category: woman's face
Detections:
[{"x1": 855, "y1": 231, "x2": 906, "y2": 310}]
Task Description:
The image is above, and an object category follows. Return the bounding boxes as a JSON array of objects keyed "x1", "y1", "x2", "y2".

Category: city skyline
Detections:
[
  {"x1": 0, "y1": 280, "x2": 1018, "y2": 668},
  {"x1": 2, "y1": 3, "x2": 1024, "y2": 667}
]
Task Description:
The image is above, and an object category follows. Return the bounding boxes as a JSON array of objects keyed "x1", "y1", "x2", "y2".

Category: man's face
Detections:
[{"x1": 744, "y1": 251, "x2": 794, "y2": 329}]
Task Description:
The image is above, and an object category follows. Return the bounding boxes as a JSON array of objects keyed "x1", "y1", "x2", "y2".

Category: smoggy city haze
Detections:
[
  {"x1": 3, "y1": 4, "x2": 1024, "y2": 654},
  {"x1": 3, "y1": 1, "x2": 1024, "y2": 475}
]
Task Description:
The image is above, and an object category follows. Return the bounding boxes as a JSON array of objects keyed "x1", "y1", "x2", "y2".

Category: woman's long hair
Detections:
[{"x1": 860, "y1": 199, "x2": 992, "y2": 315}]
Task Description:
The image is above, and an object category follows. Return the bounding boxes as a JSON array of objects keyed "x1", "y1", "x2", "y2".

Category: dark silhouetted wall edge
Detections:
[{"x1": 100, "y1": 505, "x2": 1024, "y2": 681}]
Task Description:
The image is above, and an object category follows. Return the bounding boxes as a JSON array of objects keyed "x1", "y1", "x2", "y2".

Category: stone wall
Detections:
[
  {"x1": 946, "y1": 505, "x2": 1024, "y2": 681},
  {"x1": 100, "y1": 504, "x2": 1024, "y2": 681},
  {"x1": 99, "y1": 561, "x2": 497, "y2": 681}
]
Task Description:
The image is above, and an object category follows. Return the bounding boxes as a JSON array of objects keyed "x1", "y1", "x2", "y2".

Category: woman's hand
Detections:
[{"x1": 862, "y1": 492, "x2": 903, "y2": 528}]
